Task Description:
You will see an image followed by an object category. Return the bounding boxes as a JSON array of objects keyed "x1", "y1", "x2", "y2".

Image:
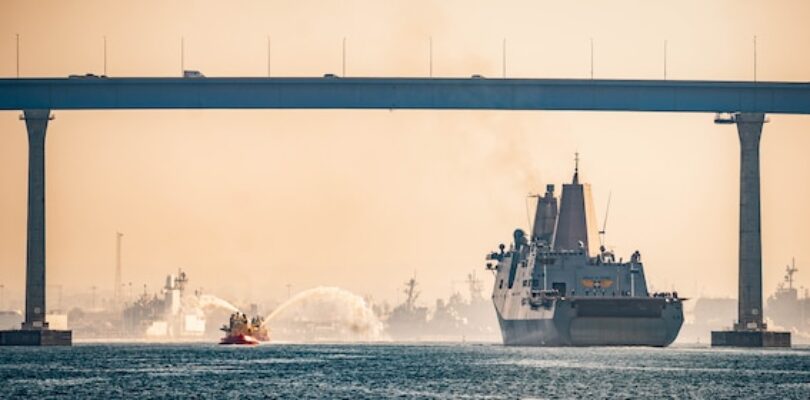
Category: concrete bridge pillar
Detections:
[
  {"x1": 21, "y1": 109, "x2": 50, "y2": 330},
  {"x1": 711, "y1": 112, "x2": 789, "y2": 347},
  {"x1": 0, "y1": 109, "x2": 71, "y2": 345},
  {"x1": 735, "y1": 112, "x2": 765, "y2": 331}
]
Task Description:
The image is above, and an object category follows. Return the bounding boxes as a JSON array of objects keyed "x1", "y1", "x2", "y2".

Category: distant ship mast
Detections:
[
  {"x1": 467, "y1": 271, "x2": 483, "y2": 302},
  {"x1": 784, "y1": 258, "x2": 798, "y2": 290},
  {"x1": 403, "y1": 277, "x2": 420, "y2": 310}
]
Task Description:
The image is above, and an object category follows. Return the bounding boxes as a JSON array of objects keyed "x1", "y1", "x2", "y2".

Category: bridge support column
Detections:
[
  {"x1": 22, "y1": 109, "x2": 49, "y2": 331},
  {"x1": 735, "y1": 113, "x2": 765, "y2": 332},
  {"x1": 0, "y1": 109, "x2": 71, "y2": 346},
  {"x1": 711, "y1": 113, "x2": 789, "y2": 348}
]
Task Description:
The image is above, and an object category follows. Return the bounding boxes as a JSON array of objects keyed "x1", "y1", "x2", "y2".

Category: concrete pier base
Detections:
[
  {"x1": 0, "y1": 329, "x2": 72, "y2": 346},
  {"x1": 711, "y1": 330, "x2": 791, "y2": 348}
]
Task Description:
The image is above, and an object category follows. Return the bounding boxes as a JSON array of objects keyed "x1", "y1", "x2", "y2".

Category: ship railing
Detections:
[
  {"x1": 528, "y1": 289, "x2": 559, "y2": 309},
  {"x1": 533, "y1": 249, "x2": 587, "y2": 258},
  {"x1": 531, "y1": 289, "x2": 560, "y2": 297}
]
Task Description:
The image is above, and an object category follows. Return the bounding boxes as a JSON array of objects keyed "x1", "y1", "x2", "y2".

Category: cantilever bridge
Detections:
[{"x1": 1, "y1": 76, "x2": 809, "y2": 346}]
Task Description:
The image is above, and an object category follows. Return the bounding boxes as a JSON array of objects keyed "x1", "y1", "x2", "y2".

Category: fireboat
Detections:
[{"x1": 219, "y1": 312, "x2": 270, "y2": 345}]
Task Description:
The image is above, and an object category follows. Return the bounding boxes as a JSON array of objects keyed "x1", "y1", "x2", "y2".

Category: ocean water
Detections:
[{"x1": 1, "y1": 343, "x2": 809, "y2": 399}]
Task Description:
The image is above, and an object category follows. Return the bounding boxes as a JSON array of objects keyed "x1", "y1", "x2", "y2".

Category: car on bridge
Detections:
[
  {"x1": 183, "y1": 70, "x2": 205, "y2": 78},
  {"x1": 68, "y1": 73, "x2": 107, "y2": 79}
]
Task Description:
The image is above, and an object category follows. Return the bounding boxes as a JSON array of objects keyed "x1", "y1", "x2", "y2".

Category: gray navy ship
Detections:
[{"x1": 486, "y1": 159, "x2": 683, "y2": 346}]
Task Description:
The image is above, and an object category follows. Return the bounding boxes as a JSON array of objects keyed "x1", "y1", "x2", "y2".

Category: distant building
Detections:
[{"x1": 0, "y1": 311, "x2": 23, "y2": 330}]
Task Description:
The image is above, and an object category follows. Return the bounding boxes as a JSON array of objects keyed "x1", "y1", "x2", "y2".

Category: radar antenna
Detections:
[{"x1": 599, "y1": 191, "x2": 612, "y2": 247}]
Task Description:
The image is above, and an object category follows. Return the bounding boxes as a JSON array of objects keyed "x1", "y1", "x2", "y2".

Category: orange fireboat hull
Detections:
[{"x1": 219, "y1": 333, "x2": 260, "y2": 345}]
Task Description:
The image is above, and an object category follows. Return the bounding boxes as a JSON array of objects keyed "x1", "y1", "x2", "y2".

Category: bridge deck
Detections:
[{"x1": 1, "y1": 77, "x2": 810, "y2": 113}]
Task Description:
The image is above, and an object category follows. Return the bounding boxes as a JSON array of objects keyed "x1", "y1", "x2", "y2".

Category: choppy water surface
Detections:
[{"x1": 1, "y1": 344, "x2": 809, "y2": 399}]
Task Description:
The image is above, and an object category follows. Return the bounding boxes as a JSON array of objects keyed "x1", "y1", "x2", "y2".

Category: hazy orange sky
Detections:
[{"x1": 1, "y1": 0, "x2": 810, "y2": 310}]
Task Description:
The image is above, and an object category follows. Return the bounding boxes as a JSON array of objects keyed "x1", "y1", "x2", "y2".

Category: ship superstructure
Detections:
[
  {"x1": 486, "y1": 158, "x2": 683, "y2": 346},
  {"x1": 767, "y1": 259, "x2": 810, "y2": 336},
  {"x1": 385, "y1": 278, "x2": 429, "y2": 339},
  {"x1": 382, "y1": 273, "x2": 498, "y2": 341},
  {"x1": 121, "y1": 270, "x2": 206, "y2": 338}
]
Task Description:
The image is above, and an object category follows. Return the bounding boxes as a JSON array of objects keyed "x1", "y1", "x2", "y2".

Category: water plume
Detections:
[
  {"x1": 193, "y1": 294, "x2": 240, "y2": 313},
  {"x1": 264, "y1": 286, "x2": 385, "y2": 342}
]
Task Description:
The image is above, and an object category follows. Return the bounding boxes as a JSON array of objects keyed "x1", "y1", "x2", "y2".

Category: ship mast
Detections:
[
  {"x1": 404, "y1": 278, "x2": 419, "y2": 310},
  {"x1": 786, "y1": 258, "x2": 798, "y2": 290},
  {"x1": 467, "y1": 271, "x2": 483, "y2": 302}
]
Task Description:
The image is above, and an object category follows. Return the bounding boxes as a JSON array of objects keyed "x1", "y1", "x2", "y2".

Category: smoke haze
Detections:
[{"x1": 1, "y1": 1, "x2": 810, "y2": 313}]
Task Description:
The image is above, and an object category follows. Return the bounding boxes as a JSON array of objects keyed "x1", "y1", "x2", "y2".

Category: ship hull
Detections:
[
  {"x1": 219, "y1": 333, "x2": 260, "y2": 345},
  {"x1": 496, "y1": 297, "x2": 683, "y2": 347}
]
